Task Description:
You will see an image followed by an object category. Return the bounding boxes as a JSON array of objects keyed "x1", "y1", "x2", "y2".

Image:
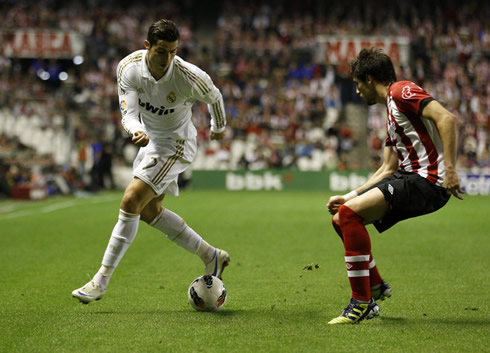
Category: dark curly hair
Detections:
[
  {"x1": 349, "y1": 48, "x2": 397, "y2": 85},
  {"x1": 147, "y1": 19, "x2": 180, "y2": 47}
]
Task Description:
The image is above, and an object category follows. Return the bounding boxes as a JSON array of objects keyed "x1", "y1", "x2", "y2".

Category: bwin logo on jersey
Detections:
[{"x1": 138, "y1": 98, "x2": 175, "y2": 115}]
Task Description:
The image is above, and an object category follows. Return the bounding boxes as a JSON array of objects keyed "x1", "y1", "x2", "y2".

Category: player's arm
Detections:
[
  {"x1": 421, "y1": 100, "x2": 463, "y2": 199},
  {"x1": 206, "y1": 89, "x2": 227, "y2": 141},
  {"x1": 357, "y1": 146, "x2": 399, "y2": 193},
  {"x1": 327, "y1": 146, "x2": 398, "y2": 215},
  {"x1": 191, "y1": 70, "x2": 227, "y2": 140},
  {"x1": 118, "y1": 68, "x2": 149, "y2": 147}
]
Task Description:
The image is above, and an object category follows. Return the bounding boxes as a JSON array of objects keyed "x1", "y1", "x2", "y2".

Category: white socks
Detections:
[
  {"x1": 93, "y1": 265, "x2": 114, "y2": 289},
  {"x1": 150, "y1": 208, "x2": 215, "y2": 262},
  {"x1": 96, "y1": 209, "x2": 140, "y2": 287},
  {"x1": 93, "y1": 208, "x2": 215, "y2": 288},
  {"x1": 102, "y1": 209, "x2": 140, "y2": 267},
  {"x1": 196, "y1": 240, "x2": 215, "y2": 264}
]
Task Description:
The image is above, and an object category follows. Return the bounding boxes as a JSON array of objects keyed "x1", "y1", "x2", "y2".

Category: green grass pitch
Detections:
[{"x1": 0, "y1": 190, "x2": 488, "y2": 353}]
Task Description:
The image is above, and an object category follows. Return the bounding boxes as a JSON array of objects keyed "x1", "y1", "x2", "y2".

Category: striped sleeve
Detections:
[
  {"x1": 207, "y1": 91, "x2": 226, "y2": 133},
  {"x1": 175, "y1": 59, "x2": 226, "y2": 133},
  {"x1": 117, "y1": 53, "x2": 146, "y2": 135},
  {"x1": 392, "y1": 81, "x2": 434, "y2": 116}
]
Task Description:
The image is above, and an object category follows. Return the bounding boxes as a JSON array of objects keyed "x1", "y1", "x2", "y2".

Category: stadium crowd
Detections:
[{"x1": 0, "y1": 0, "x2": 488, "y2": 197}]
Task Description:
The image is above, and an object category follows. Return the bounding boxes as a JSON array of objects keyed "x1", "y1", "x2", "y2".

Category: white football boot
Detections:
[
  {"x1": 72, "y1": 280, "x2": 106, "y2": 303},
  {"x1": 204, "y1": 249, "x2": 230, "y2": 279}
]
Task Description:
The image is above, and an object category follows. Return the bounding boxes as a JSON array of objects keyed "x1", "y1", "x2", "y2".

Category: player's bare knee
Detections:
[{"x1": 120, "y1": 191, "x2": 144, "y2": 214}]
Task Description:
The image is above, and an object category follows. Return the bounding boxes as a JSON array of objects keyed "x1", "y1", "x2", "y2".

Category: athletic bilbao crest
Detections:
[{"x1": 401, "y1": 85, "x2": 415, "y2": 100}]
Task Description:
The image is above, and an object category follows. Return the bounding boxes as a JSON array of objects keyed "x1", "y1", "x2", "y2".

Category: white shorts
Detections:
[{"x1": 132, "y1": 138, "x2": 196, "y2": 196}]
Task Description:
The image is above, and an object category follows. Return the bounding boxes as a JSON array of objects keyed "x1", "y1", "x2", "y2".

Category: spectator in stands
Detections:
[{"x1": 0, "y1": 159, "x2": 10, "y2": 198}]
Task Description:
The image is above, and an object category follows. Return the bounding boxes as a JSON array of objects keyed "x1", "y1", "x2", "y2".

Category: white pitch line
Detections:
[
  {"x1": 0, "y1": 210, "x2": 35, "y2": 220},
  {"x1": 41, "y1": 201, "x2": 78, "y2": 213},
  {"x1": 0, "y1": 194, "x2": 120, "y2": 220},
  {"x1": 89, "y1": 195, "x2": 121, "y2": 204},
  {"x1": 0, "y1": 205, "x2": 16, "y2": 213}
]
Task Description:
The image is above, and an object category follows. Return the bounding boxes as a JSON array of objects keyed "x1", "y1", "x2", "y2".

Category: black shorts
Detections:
[{"x1": 360, "y1": 171, "x2": 450, "y2": 233}]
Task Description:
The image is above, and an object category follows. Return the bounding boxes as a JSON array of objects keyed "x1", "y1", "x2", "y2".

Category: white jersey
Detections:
[{"x1": 117, "y1": 50, "x2": 226, "y2": 154}]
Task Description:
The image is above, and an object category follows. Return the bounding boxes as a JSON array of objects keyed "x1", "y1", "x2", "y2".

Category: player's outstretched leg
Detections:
[
  {"x1": 204, "y1": 248, "x2": 230, "y2": 279},
  {"x1": 328, "y1": 298, "x2": 380, "y2": 325},
  {"x1": 149, "y1": 208, "x2": 230, "y2": 278},
  {"x1": 371, "y1": 279, "x2": 392, "y2": 301},
  {"x1": 72, "y1": 209, "x2": 140, "y2": 304}
]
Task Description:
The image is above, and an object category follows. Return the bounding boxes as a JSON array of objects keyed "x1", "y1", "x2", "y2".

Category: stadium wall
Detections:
[
  {"x1": 191, "y1": 170, "x2": 370, "y2": 192},
  {"x1": 113, "y1": 167, "x2": 490, "y2": 195}
]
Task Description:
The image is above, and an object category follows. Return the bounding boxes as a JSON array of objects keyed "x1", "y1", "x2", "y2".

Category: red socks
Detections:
[
  {"x1": 337, "y1": 205, "x2": 371, "y2": 302},
  {"x1": 369, "y1": 254, "x2": 382, "y2": 288},
  {"x1": 331, "y1": 218, "x2": 343, "y2": 241},
  {"x1": 333, "y1": 216, "x2": 383, "y2": 289}
]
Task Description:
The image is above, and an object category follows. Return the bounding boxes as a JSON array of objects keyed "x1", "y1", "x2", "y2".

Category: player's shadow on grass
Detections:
[
  {"x1": 378, "y1": 317, "x2": 408, "y2": 324},
  {"x1": 422, "y1": 317, "x2": 490, "y2": 326},
  {"x1": 87, "y1": 308, "x2": 326, "y2": 321},
  {"x1": 87, "y1": 309, "x2": 490, "y2": 327},
  {"x1": 379, "y1": 316, "x2": 490, "y2": 326}
]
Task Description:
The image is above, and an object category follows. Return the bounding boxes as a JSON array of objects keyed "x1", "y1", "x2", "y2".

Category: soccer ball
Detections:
[{"x1": 187, "y1": 275, "x2": 227, "y2": 312}]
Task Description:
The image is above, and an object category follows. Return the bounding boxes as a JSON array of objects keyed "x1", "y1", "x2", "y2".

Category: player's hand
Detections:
[
  {"x1": 210, "y1": 130, "x2": 225, "y2": 140},
  {"x1": 444, "y1": 167, "x2": 464, "y2": 200},
  {"x1": 326, "y1": 195, "x2": 345, "y2": 215},
  {"x1": 132, "y1": 131, "x2": 149, "y2": 147}
]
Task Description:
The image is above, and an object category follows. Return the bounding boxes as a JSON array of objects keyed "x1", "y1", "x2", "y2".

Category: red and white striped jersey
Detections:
[{"x1": 385, "y1": 81, "x2": 445, "y2": 186}]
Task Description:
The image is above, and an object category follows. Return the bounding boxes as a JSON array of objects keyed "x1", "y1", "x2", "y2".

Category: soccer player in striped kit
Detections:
[
  {"x1": 72, "y1": 19, "x2": 230, "y2": 303},
  {"x1": 327, "y1": 48, "x2": 463, "y2": 324}
]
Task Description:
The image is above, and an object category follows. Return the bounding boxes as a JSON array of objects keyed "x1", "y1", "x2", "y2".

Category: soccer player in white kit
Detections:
[{"x1": 72, "y1": 19, "x2": 230, "y2": 303}]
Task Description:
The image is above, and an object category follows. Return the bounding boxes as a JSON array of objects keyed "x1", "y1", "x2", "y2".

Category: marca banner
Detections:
[
  {"x1": 2, "y1": 30, "x2": 85, "y2": 58},
  {"x1": 315, "y1": 35, "x2": 410, "y2": 67}
]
